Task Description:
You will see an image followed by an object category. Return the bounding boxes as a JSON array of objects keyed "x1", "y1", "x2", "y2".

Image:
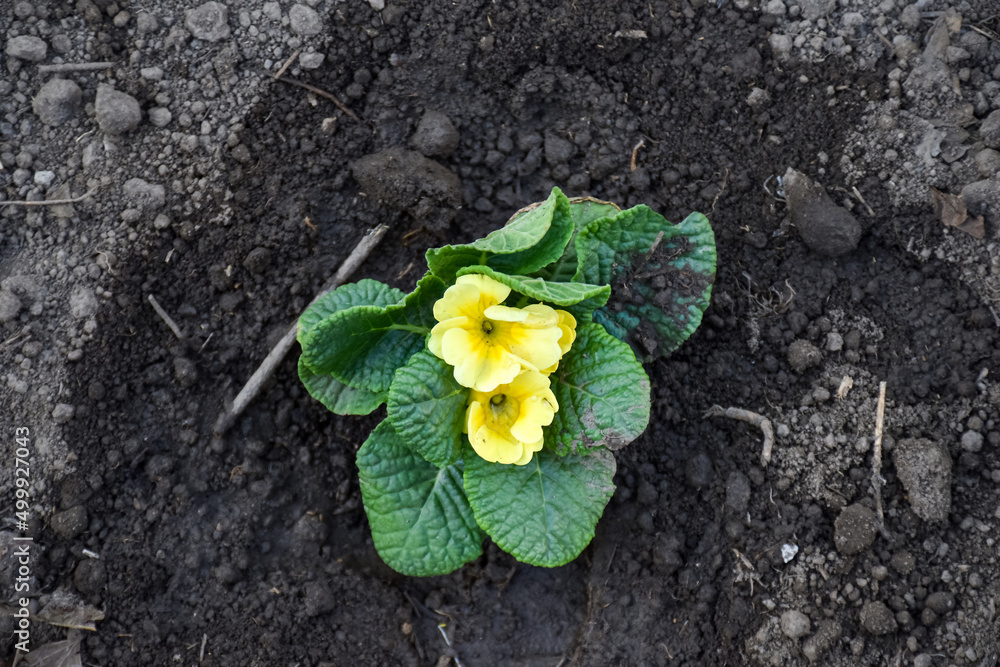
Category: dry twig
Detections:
[
  {"x1": 268, "y1": 71, "x2": 361, "y2": 122},
  {"x1": 212, "y1": 224, "x2": 389, "y2": 438},
  {"x1": 37, "y1": 61, "x2": 114, "y2": 73},
  {"x1": 871, "y1": 381, "x2": 890, "y2": 538},
  {"x1": 0, "y1": 188, "x2": 97, "y2": 207},
  {"x1": 704, "y1": 405, "x2": 776, "y2": 466},
  {"x1": 147, "y1": 295, "x2": 184, "y2": 340},
  {"x1": 273, "y1": 49, "x2": 301, "y2": 80},
  {"x1": 710, "y1": 167, "x2": 729, "y2": 213},
  {"x1": 629, "y1": 139, "x2": 645, "y2": 172}
]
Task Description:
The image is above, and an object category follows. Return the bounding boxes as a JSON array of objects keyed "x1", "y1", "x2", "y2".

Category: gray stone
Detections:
[
  {"x1": 860, "y1": 601, "x2": 897, "y2": 635},
  {"x1": 0, "y1": 290, "x2": 23, "y2": 323},
  {"x1": 802, "y1": 620, "x2": 841, "y2": 662},
  {"x1": 961, "y1": 430, "x2": 983, "y2": 453},
  {"x1": 768, "y1": 34, "x2": 792, "y2": 61},
  {"x1": 974, "y1": 148, "x2": 1000, "y2": 178},
  {"x1": 351, "y1": 146, "x2": 461, "y2": 232},
  {"x1": 924, "y1": 591, "x2": 955, "y2": 614},
  {"x1": 95, "y1": 84, "x2": 141, "y2": 134},
  {"x1": 69, "y1": 287, "x2": 99, "y2": 319},
  {"x1": 123, "y1": 178, "x2": 166, "y2": 213},
  {"x1": 981, "y1": 110, "x2": 1000, "y2": 149},
  {"x1": 798, "y1": 0, "x2": 836, "y2": 20},
  {"x1": 834, "y1": 504, "x2": 877, "y2": 556},
  {"x1": 6, "y1": 35, "x2": 47, "y2": 62},
  {"x1": 153, "y1": 213, "x2": 171, "y2": 230},
  {"x1": 788, "y1": 339, "x2": 821, "y2": 374},
  {"x1": 544, "y1": 131, "x2": 575, "y2": 165},
  {"x1": 900, "y1": 4, "x2": 920, "y2": 30},
  {"x1": 52, "y1": 403, "x2": 76, "y2": 423},
  {"x1": 684, "y1": 451, "x2": 713, "y2": 488},
  {"x1": 185, "y1": 2, "x2": 231, "y2": 42},
  {"x1": 299, "y1": 52, "x2": 325, "y2": 69},
  {"x1": 784, "y1": 168, "x2": 861, "y2": 256},
  {"x1": 174, "y1": 357, "x2": 198, "y2": 388},
  {"x1": 32, "y1": 78, "x2": 83, "y2": 126},
  {"x1": 74, "y1": 559, "x2": 107, "y2": 597},
  {"x1": 303, "y1": 580, "x2": 336, "y2": 617},
  {"x1": 262, "y1": 2, "x2": 281, "y2": 20},
  {"x1": 243, "y1": 247, "x2": 272, "y2": 274},
  {"x1": 724, "y1": 471, "x2": 750, "y2": 514},
  {"x1": 50, "y1": 506, "x2": 88, "y2": 539},
  {"x1": 960, "y1": 178, "x2": 1000, "y2": 225},
  {"x1": 780, "y1": 610, "x2": 811, "y2": 639},
  {"x1": 289, "y1": 4, "x2": 323, "y2": 36},
  {"x1": 913, "y1": 655, "x2": 933, "y2": 667},
  {"x1": 411, "y1": 110, "x2": 460, "y2": 158},
  {"x1": 825, "y1": 332, "x2": 843, "y2": 352},
  {"x1": 148, "y1": 107, "x2": 172, "y2": 128},
  {"x1": 763, "y1": 0, "x2": 786, "y2": 15},
  {"x1": 34, "y1": 171, "x2": 56, "y2": 186},
  {"x1": 894, "y1": 438, "x2": 952, "y2": 522}
]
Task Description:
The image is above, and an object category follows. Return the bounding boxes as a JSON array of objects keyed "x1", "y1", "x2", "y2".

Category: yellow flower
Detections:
[
  {"x1": 465, "y1": 370, "x2": 557, "y2": 465},
  {"x1": 428, "y1": 274, "x2": 563, "y2": 392},
  {"x1": 540, "y1": 309, "x2": 577, "y2": 375}
]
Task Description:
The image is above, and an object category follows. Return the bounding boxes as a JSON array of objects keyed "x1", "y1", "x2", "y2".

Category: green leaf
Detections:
[
  {"x1": 298, "y1": 355, "x2": 385, "y2": 415},
  {"x1": 358, "y1": 421, "x2": 485, "y2": 577},
  {"x1": 575, "y1": 207, "x2": 716, "y2": 360},
  {"x1": 455, "y1": 265, "x2": 610, "y2": 317},
  {"x1": 301, "y1": 274, "x2": 446, "y2": 393},
  {"x1": 463, "y1": 447, "x2": 616, "y2": 567},
  {"x1": 297, "y1": 279, "x2": 404, "y2": 345},
  {"x1": 426, "y1": 187, "x2": 573, "y2": 281},
  {"x1": 387, "y1": 349, "x2": 468, "y2": 468},
  {"x1": 547, "y1": 323, "x2": 650, "y2": 455},
  {"x1": 534, "y1": 197, "x2": 622, "y2": 283}
]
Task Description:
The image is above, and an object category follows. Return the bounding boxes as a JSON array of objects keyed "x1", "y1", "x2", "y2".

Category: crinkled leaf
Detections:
[
  {"x1": 456, "y1": 265, "x2": 610, "y2": 319},
  {"x1": 535, "y1": 197, "x2": 622, "y2": 283},
  {"x1": 298, "y1": 355, "x2": 384, "y2": 415},
  {"x1": 426, "y1": 187, "x2": 573, "y2": 281},
  {"x1": 575, "y1": 207, "x2": 716, "y2": 360},
  {"x1": 546, "y1": 323, "x2": 650, "y2": 455},
  {"x1": 464, "y1": 447, "x2": 616, "y2": 567},
  {"x1": 297, "y1": 279, "x2": 404, "y2": 344},
  {"x1": 358, "y1": 420, "x2": 484, "y2": 577},
  {"x1": 20, "y1": 637, "x2": 82, "y2": 667},
  {"x1": 387, "y1": 349, "x2": 468, "y2": 467},
  {"x1": 301, "y1": 274, "x2": 445, "y2": 393}
]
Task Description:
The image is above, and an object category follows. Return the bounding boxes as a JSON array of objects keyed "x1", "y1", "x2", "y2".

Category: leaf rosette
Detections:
[{"x1": 298, "y1": 187, "x2": 716, "y2": 576}]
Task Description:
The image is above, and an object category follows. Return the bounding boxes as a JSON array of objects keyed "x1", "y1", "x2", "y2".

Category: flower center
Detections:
[
  {"x1": 481, "y1": 320, "x2": 494, "y2": 335},
  {"x1": 490, "y1": 393, "x2": 506, "y2": 406}
]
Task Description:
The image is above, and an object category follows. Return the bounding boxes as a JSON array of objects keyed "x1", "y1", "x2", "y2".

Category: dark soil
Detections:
[{"x1": 3, "y1": 0, "x2": 1000, "y2": 665}]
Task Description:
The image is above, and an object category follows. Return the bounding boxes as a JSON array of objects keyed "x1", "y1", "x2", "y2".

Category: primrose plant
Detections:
[{"x1": 297, "y1": 187, "x2": 716, "y2": 576}]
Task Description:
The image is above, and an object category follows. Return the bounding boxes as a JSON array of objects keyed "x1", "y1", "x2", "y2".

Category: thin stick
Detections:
[
  {"x1": 710, "y1": 167, "x2": 730, "y2": 213},
  {"x1": 871, "y1": 381, "x2": 889, "y2": 537},
  {"x1": 267, "y1": 72, "x2": 360, "y2": 122},
  {"x1": 199, "y1": 634, "x2": 208, "y2": 664},
  {"x1": 148, "y1": 295, "x2": 184, "y2": 339},
  {"x1": 0, "y1": 189, "x2": 97, "y2": 207},
  {"x1": 273, "y1": 49, "x2": 301, "y2": 80},
  {"x1": 37, "y1": 61, "x2": 114, "y2": 73},
  {"x1": 704, "y1": 405, "x2": 775, "y2": 466},
  {"x1": 629, "y1": 139, "x2": 645, "y2": 172},
  {"x1": 212, "y1": 224, "x2": 389, "y2": 438}
]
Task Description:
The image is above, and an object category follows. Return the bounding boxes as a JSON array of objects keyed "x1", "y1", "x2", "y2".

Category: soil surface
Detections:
[{"x1": 3, "y1": 0, "x2": 1000, "y2": 665}]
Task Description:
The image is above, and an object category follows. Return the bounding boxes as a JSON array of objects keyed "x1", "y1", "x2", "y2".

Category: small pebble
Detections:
[
  {"x1": 860, "y1": 600, "x2": 898, "y2": 635},
  {"x1": 6, "y1": 35, "x2": 48, "y2": 62},
  {"x1": 32, "y1": 78, "x2": 83, "y2": 126},
  {"x1": 289, "y1": 4, "x2": 323, "y2": 36},
  {"x1": 780, "y1": 609, "x2": 811, "y2": 639},
  {"x1": 185, "y1": 1, "x2": 231, "y2": 42},
  {"x1": 95, "y1": 84, "x2": 142, "y2": 134}
]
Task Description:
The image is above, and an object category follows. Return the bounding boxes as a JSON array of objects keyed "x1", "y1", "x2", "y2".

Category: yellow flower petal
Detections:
[
  {"x1": 521, "y1": 304, "x2": 560, "y2": 328},
  {"x1": 471, "y1": 424, "x2": 524, "y2": 464},
  {"x1": 483, "y1": 304, "x2": 529, "y2": 322},
  {"x1": 512, "y1": 437, "x2": 544, "y2": 465},
  {"x1": 554, "y1": 309, "x2": 577, "y2": 355},
  {"x1": 428, "y1": 316, "x2": 467, "y2": 359},
  {"x1": 456, "y1": 274, "x2": 510, "y2": 305},
  {"x1": 465, "y1": 401, "x2": 484, "y2": 435}
]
